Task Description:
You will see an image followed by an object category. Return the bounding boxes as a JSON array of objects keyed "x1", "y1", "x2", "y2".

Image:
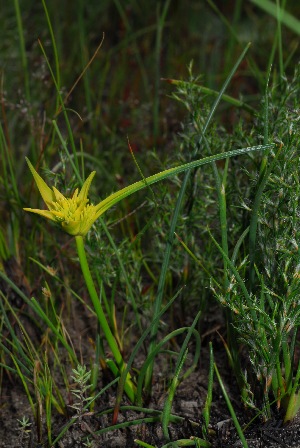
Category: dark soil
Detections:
[
  {"x1": 1, "y1": 299, "x2": 300, "y2": 448},
  {"x1": 2, "y1": 358, "x2": 300, "y2": 448}
]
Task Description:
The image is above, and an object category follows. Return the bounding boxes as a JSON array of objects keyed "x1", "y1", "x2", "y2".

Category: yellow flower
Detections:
[
  {"x1": 24, "y1": 158, "x2": 100, "y2": 236},
  {"x1": 24, "y1": 144, "x2": 272, "y2": 236}
]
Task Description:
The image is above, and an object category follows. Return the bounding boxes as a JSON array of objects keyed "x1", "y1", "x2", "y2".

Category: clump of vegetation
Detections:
[{"x1": 1, "y1": 1, "x2": 300, "y2": 447}]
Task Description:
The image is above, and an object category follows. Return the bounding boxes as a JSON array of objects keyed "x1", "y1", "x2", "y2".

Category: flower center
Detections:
[{"x1": 51, "y1": 194, "x2": 89, "y2": 223}]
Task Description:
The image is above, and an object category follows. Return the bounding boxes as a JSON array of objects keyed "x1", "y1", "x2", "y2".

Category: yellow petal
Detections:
[
  {"x1": 50, "y1": 210, "x2": 65, "y2": 219},
  {"x1": 25, "y1": 158, "x2": 56, "y2": 207},
  {"x1": 23, "y1": 208, "x2": 57, "y2": 221},
  {"x1": 52, "y1": 186, "x2": 67, "y2": 203},
  {"x1": 72, "y1": 188, "x2": 79, "y2": 201},
  {"x1": 78, "y1": 171, "x2": 96, "y2": 202}
]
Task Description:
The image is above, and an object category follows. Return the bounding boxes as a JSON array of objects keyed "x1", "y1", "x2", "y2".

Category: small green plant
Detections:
[
  {"x1": 66, "y1": 365, "x2": 99, "y2": 445},
  {"x1": 177, "y1": 60, "x2": 300, "y2": 425},
  {"x1": 69, "y1": 364, "x2": 93, "y2": 419},
  {"x1": 83, "y1": 437, "x2": 95, "y2": 448},
  {"x1": 214, "y1": 65, "x2": 300, "y2": 424},
  {"x1": 17, "y1": 416, "x2": 32, "y2": 445}
]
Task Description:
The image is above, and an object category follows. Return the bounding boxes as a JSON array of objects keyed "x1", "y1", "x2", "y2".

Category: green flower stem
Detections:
[{"x1": 75, "y1": 235, "x2": 135, "y2": 402}]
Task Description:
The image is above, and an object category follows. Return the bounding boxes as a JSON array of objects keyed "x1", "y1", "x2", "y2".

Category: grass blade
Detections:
[
  {"x1": 249, "y1": 0, "x2": 300, "y2": 35},
  {"x1": 214, "y1": 362, "x2": 249, "y2": 448}
]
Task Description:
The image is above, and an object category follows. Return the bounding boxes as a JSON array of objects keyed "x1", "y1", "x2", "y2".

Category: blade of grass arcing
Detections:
[
  {"x1": 249, "y1": 0, "x2": 300, "y2": 36},
  {"x1": 25, "y1": 144, "x2": 274, "y2": 230},
  {"x1": 95, "y1": 406, "x2": 193, "y2": 437},
  {"x1": 144, "y1": 42, "x2": 253, "y2": 396},
  {"x1": 94, "y1": 145, "x2": 275, "y2": 215},
  {"x1": 95, "y1": 416, "x2": 162, "y2": 435},
  {"x1": 136, "y1": 325, "x2": 201, "y2": 406},
  {"x1": 214, "y1": 362, "x2": 249, "y2": 448},
  {"x1": 162, "y1": 310, "x2": 201, "y2": 441}
]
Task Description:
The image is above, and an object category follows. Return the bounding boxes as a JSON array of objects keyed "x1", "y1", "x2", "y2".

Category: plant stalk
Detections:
[{"x1": 75, "y1": 235, "x2": 135, "y2": 402}]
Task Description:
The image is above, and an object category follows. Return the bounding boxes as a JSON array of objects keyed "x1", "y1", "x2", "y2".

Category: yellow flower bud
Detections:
[{"x1": 24, "y1": 158, "x2": 98, "y2": 236}]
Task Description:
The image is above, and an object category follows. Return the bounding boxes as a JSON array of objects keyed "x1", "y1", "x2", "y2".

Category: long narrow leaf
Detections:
[
  {"x1": 214, "y1": 363, "x2": 249, "y2": 448},
  {"x1": 97, "y1": 144, "x2": 274, "y2": 220},
  {"x1": 249, "y1": 0, "x2": 300, "y2": 35}
]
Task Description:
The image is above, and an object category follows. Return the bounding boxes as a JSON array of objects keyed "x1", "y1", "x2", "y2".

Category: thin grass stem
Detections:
[
  {"x1": 214, "y1": 363, "x2": 249, "y2": 448},
  {"x1": 75, "y1": 235, "x2": 136, "y2": 402}
]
